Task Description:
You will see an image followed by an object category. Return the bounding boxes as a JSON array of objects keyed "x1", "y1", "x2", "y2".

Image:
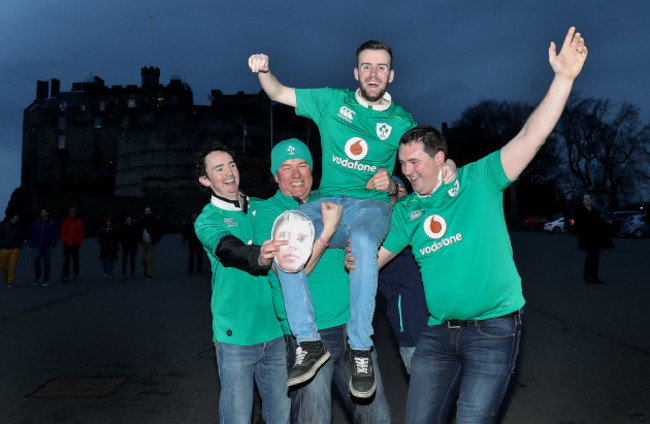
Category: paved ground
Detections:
[{"x1": 0, "y1": 230, "x2": 648, "y2": 423}]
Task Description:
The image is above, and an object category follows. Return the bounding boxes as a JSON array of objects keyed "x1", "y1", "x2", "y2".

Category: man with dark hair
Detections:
[
  {"x1": 348, "y1": 27, "x2": 589, "y2": 423},
  {"x1": 247, "y1": 40, "x2": 417, "y2": 398},
  {"x1": 194, "y1": 141, "x2": 291, "y2": 423}
]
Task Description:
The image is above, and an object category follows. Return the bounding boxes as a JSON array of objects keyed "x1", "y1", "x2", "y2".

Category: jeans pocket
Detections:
[{"x1": 476, "y1": 317, "x2": 516, "y2": 338}]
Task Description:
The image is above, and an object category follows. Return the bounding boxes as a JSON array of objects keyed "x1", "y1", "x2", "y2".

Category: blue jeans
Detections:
[
  {"x1": 405, "y1": 311, "x2": 523, "y2": 424},
  {"x1": 286, "y1": 324, "x2": 391, "y2": 424},
  {"x1": 32, "y1": 246, "x2": 52, "y2": 282},
  {"x1": 277, "y1": 197, "x2": 392, "y2": 350},
  {"x1": 399, "y1": 346, "x2": 416, "y2": 375},
  {"x1": 215, "y1": 337, "x2": 290, "y2": 424}
]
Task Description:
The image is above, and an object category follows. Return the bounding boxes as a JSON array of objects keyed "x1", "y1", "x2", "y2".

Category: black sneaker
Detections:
[
  {"x1": 350, "y1": 349, "x2": 376, "y2": 398},
  {"x1": 287, "y1": 340, "x2": 330, "y2": 387}
]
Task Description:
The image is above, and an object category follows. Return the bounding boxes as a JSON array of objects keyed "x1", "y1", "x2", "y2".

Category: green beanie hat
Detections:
[{"x1": 270, "y1": 138, "x2": 313, "y2": 176}]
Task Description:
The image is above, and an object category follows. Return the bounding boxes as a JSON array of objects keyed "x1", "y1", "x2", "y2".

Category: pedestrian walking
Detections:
[{"x1": 0, "y1": 213, "x2": 23, "y2": 288}]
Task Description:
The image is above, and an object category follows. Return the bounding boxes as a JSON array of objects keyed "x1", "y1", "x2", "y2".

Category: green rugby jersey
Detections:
[
  {"x1": 383, "y1": 151, "x2": 525, "y2": 325},
  {"x1": 295, "y1": 87, "x2": 416, "y2": 201},
  {"x1": 251, "y1": 190, "x2": 350, "y2": 334},
  {"x1": 195, "y1": 197, "x2": 283, "y2": 346}
]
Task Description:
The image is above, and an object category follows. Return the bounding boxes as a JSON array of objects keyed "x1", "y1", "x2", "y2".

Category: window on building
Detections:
[
  {"x1": 94, "y1": 116, "x2": 102, "y2": 129},
  {"x1": 99, "y1": 100, "x2": 106, "y2": 111},
  {"x1": 58, "y1": 117, "x2": 66, "y2": 130},
  {"x1": 127, "y1": 98, "x2": 136, "y2": 108},
  {"x1": 59, "y1": 101, "x2": 67, "y2": 111},
  {"x1": 58, "y1": 135, "x2": 66, "y2": 150},
  {"x1": 157, "y1": 96, "x2": 165, "y2": 107}
]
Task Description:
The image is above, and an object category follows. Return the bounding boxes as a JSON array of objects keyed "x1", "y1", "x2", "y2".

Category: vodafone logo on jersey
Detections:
[
  {"x1": 423, "y1": 215, "x2": 447, "y2": 239},
  {"x1": 419, "y1": 214, "x2": 463, "y2": 255},
  {"x1": 344, "y1": 137, "x2": 368, "y2": 161},
  {"x1": 331, "y1": 137, "x2": 377, "y2": 173}
]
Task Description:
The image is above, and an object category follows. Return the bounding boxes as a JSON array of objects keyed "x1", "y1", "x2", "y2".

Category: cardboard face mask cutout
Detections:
[{"x1": 272, "y1": 210, "x2": 315, "y2": 273}]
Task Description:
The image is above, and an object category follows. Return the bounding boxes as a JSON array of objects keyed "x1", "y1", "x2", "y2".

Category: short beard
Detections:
[{"x1": 358, "y1": 82, "x2": 386, "y2": 104}]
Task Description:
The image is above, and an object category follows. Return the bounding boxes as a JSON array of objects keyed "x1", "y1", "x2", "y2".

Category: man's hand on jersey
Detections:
[
  {"x1": 366, "y1": 168, "x2": 395, "y2": 193},
  {"x1": 441, "y1": 159, "x2": 457, "y2": 184}
]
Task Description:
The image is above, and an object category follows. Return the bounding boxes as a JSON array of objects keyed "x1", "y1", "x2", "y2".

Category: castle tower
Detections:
[{"x1": 141, "y1": 66, "x2": 160, "y2": 89}]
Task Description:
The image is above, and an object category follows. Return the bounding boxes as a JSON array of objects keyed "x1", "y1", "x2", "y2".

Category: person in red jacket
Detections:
[{"x1": 60, "y1": 207, "x2": 85, "y2": 282}]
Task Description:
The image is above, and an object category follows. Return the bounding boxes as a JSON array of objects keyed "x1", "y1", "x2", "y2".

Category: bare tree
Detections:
[
  {"x1": 451, "y1": 100, "x2": 566, "y2": 219},
  {"x1": 453, "y1": 100, "x2": 532, "y2": 160},
  {"x1": 556, "y1": 97, "x2": 650, "y2": 209}
]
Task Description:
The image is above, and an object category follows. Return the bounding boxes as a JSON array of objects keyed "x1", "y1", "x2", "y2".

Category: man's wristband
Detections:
[
  {"x1": 259, "y1": 69, "x2": 269, "y2": 74},
  {"x1": 318, "y1": 236, "x2": 329, "y2": 247}
]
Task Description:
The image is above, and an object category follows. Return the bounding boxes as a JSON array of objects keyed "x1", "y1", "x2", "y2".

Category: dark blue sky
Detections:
[{"x1": 2, "y1": 0, "x2": 648, "y2": 214}]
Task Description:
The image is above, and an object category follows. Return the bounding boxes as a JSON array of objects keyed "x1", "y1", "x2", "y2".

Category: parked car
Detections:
[
  {"x1": 522, "y1": 216, "x2": 549, "y2": 231},
  {"x1": 544, "y1": 217, "x2": 567, "y2": 233},
  {"x1": 611, "y1": 211, "x2": 641, "y2": 235},
  {"x1": 618, "y1": 214, "x2": 648, "y2": 238}
]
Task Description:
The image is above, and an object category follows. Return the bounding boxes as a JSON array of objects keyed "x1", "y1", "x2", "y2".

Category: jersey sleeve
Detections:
[
  {"x1": 382, "y1": 201, "x2": 410, "y2": 254},
  {"x1": 194, "y1": 209, "x2": 232, "y2": 258},
  {"x1": 252, "y1": 201, "x2": 284, "y2": 245},
  {"x1": 463, "y1": 150, "x2": 514, "y2": 194},
  {"x1": 295, "y1": 87, "x2": 334, "y2": 124}
]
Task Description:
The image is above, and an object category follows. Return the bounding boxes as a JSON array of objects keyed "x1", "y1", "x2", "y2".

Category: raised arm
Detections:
[
  {"x1": 500, "y1": 26, "x2": 588, "y2": 181},
  {"x1": 303, "y1": 201, "x2": 342, "y2": 275},
  {"x1": 248, "y1": 53, "x2": 297, "y2": 108}
]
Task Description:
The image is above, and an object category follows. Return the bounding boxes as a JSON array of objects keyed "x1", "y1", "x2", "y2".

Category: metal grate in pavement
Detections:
[{"x1": 30, "y1": 377, "x2": 126, "y2": 397}]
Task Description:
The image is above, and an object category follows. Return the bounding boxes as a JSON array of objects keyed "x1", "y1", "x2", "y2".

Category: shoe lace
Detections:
[
  {"x1": 353, "y1": 356, "x2": 370, "y2": 374},
  {"x1": 294, "y1": 346, "x2": 308, "y2": 365}
]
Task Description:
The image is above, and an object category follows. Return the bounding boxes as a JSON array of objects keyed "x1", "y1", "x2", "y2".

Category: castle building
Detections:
[{"x1": 16, "y1": 67, "x2": 318, "y2": 230}]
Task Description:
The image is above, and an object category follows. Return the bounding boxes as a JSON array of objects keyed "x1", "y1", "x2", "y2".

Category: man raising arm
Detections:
[{"x1": 349, "y1": 27, "x2": 588, "y2": 423}]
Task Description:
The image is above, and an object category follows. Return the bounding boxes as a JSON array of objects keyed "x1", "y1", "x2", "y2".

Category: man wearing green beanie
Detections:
[{"x1": 251, "y1": 138, "x2": 390, "y2": 422}]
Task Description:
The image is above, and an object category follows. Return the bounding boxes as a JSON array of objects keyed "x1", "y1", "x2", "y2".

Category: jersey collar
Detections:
[
  {"x1": 210, "y1": 192, "x2": 249, "y2": 212},
  {"x1": 355, "y1": 89, "x2": 392, "y2": 111},
  {"x1": 415, "y1": 170, "x2": 444, "y2": 198}
]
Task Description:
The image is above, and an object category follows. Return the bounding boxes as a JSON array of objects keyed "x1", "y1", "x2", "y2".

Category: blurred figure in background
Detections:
[
  {"x1": 60, "y1": 207, "x2": 85, "y2": 282},
  {"x1": 138, "y1": 206, "x2": 162, "y2": 282},
  {"x1": 181, "y1": 211, "x2": 203, "y2": 275},
  {"x1": 575, "y1": 194, "x2": 613, "y2": 284},
  {"x1": 29, "y1": 208, "x2": 58, "y2": 287},
  {"x1": 98, "y1": 217, "x2": 120, "y2": 280},
  {"x1": 120, "y1": 215, "x2": 139, "y2": 280},
  {"x1": 0, "y1": 213, "x2": 23, "y2": 288}
]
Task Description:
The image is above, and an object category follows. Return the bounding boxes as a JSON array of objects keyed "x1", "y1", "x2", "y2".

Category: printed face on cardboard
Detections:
[{"x1": 272, "y1": 210, "x2": 315, "y2": 273}]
